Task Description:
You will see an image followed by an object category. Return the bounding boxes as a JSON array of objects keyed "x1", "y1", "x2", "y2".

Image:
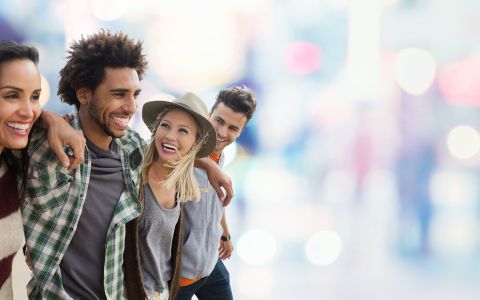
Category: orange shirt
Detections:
[
  {"x1": 179, "y1": 276, "x2": 202, "y2": 286},
  {"x1": 209, "y1": 152, "x2": 221, "y2": 165}
]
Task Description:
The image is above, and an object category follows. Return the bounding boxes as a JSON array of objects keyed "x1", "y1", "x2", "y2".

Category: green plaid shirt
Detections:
[{"x1": 21, "y1": 110, "x2": 146, "y2": 300}]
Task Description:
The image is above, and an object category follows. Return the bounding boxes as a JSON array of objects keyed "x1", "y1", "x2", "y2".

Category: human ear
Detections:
[{"x1": 76, "y1": 88, "x2": 91, "y2": 105}]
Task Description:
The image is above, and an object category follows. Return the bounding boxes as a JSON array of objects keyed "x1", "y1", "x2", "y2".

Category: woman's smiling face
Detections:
[
  {"x1": 154, "y1": 108, "x2": 199, "y2": 164},
  {"x1": 0, "y1": 58, "x2": 41, "y2": 154}
]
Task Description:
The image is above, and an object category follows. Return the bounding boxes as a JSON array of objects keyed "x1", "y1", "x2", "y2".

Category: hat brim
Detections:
[{"x1": 142, "y1": 100, "x2": 217, "y2": 158}]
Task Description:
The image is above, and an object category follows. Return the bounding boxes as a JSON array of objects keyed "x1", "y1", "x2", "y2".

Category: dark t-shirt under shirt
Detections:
[{"x1": 60, "y1": 139, "x2": 124, "y2": 300}]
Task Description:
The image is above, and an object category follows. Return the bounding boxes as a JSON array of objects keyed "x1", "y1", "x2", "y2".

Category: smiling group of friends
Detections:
[{"x1": 0, "y1": 29, "x2": 256, "y2": 300}]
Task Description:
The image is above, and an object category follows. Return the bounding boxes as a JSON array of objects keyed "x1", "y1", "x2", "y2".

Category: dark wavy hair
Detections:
[
  {"x1": 211, "y1": 85, "x2": 257, "y2": 124},
  {"x1": 58, "y1": 29, "x2": 148, "y2": 108},
  {"x1": 0, "y1": 40, "x2": 40, "y2": 195}
]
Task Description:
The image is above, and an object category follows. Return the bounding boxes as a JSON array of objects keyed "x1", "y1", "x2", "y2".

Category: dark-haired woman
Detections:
[{"x1": 0, "y1": 40, "x2": 84, "y2": 299}]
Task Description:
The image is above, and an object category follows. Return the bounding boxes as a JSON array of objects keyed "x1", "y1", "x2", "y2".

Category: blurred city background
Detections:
[{"x1": 2, "y1": 0, "x2": 480, "y2": 299}]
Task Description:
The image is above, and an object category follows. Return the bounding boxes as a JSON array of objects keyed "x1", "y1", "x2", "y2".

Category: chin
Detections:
[
  {"x1": 7, "y1": 142, "x2": 28, "y2": 150},
  {"x1": 111, "y1": 129, "x2": 127, "y2": 138}
]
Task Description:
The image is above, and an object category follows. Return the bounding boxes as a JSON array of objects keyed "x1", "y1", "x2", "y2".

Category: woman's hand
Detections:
[{"x1": 41, "y1": 111, "x2": 86, "y2": 170}]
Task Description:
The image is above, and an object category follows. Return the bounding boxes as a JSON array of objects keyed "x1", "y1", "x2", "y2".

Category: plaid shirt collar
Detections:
[{"x1": 23, "y1": 109, "x2": 145, "y2": 299}]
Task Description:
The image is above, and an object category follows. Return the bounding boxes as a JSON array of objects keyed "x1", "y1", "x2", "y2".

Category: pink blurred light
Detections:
[
  {"x1": 286, "y1": 42, "x2": 322, "y2": 75},
  {"x1": 438, "y1": 54, "x2": 480, "y2": 107}
]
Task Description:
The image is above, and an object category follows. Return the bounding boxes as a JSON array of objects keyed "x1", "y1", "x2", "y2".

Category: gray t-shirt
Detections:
[
  {"x1": 60, "y1": 139, "x2": 124, "y2": 300},
  {"x1": 138, "y1": 184, "x2": 180, "y2": 297}
]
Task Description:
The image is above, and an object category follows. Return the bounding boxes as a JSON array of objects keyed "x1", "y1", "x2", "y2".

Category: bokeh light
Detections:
[
  {"x1": 237, "y1": 267, "x2": 274, "y2": 299},
  {"x1": 430, "y1": 170, "x2": 478, "y2": 206},
  {"x1": 438, "y1": 54, "x2": 480, "y2": 107},
  {"x1": 243, "y1": 162, "x2": 306, "y2": 206},
  {"x1": 146, "y1": 3, "x2": 245, "y2": 92},
  {"x1": 91, "y1": 0, "x2": 129, "y2": 21},
  {"x1": 305, "y1": 230, "x2": 343, "y2": 266},
  {"x1": 446, "y1": 125, "x2": 480, "y2": 160},
  {"x1": 394, "y1": 48, "x2": 437, "y2": 95},
  {"x1": 285, "y1": 41, "x2": 322, "y2": 75},
  {"x1": 237, "y1": 230, "x2": 278, "y2": 266},
  {"x1": 39, "y1": 75, "x2": 50, "y2": 108}
]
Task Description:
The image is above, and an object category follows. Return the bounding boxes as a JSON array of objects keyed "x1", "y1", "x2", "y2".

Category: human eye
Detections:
[
  {"x1": 160, "y1": 122, "x2": 170, "y2": 129},
  {"x1": 112, "y1": 91, "x2": 126, "y2": 98},
  {"x1": 179, "y1": 128, "x2": 189, "y2": 135},
  {"x1": 32, "y1": 91, "x2": 41, "y2": 101},
  {"x1": 4, "y1": 92, "x2": 20, "y2": 100},
  {"x1": 133, "y1": 91, "x2": 141, "y2": 99}
]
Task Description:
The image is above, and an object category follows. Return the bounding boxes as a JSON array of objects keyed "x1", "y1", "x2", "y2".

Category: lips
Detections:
[
  {"x1": 5, "y1": 121, "x2": 31, "y2": 136},
  {"x1": 162, "y1": 143, "x2": 178, "y2": 153}
]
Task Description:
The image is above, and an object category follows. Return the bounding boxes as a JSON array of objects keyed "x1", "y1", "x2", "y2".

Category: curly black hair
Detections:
[{"x1": 58, "y1": 29, "x2": 148, "y2": 108}]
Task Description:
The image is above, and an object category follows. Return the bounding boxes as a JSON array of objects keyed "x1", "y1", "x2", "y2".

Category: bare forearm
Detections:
[
  {"x1": 220, "y1": 212, "x2": 230, "y2": 236},
  {"x1": 195, "y1": 157, "x2": 234, "y2": 205},
  {"x1": 38, "y1": 110, "x2": 60, "y2": 129}
]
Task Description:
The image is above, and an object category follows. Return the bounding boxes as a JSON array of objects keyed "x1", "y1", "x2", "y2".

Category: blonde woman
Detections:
[{"x1": 135, "y1": 92, "x2": 216, "y2": 300}]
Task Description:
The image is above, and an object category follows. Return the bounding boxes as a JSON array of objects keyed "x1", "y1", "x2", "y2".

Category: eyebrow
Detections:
[
  {"x1": 110, "y1": 88, "x2": 142, "y2": 93},
  {"x1": 0, "y1": 85, "x2": 23, "y2": 91},
  {"x1": 161, "y1": 118, "x2": 194, "y2": 129}
]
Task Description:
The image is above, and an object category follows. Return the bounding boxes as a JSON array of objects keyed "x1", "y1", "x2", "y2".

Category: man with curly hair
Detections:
[{"x1": 22, "y1": 30, "x2": 148, "y2": 300}]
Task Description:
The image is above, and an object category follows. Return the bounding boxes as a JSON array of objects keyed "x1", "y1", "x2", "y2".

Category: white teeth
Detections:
[
  {"x1": 112, "y1": 116, "x2": 130, "y2": 125},
  {"x1": 162, "y1": 143, "x2": 177, "y2": 151},
  {"x1": 6, "y1": 122, "x2": 29, "y2": 131}
]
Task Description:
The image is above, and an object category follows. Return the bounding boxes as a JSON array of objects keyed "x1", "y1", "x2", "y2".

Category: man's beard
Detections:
[{"x1": 88, "y1": 100, "x2": 122, "y2": 138}]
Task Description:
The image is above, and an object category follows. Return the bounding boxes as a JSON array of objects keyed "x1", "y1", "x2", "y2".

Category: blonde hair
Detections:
[{"x1": 140, "y1": 107, "x2": 207, "y2": 203}]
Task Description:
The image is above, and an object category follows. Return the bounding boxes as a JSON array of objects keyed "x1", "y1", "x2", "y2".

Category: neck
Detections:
[
  {"x1": 147, "y1": 160, "x2": 177, "y2": 208},
  {"x1": 79, "y1": 107, "x2": 112, "y2": 150},
  {"x1": 148, "y1": 160, "x2": 173, "y2": 182}
]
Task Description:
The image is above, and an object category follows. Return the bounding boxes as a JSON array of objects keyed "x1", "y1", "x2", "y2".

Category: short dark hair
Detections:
[
  {"x1": 211, "y1": 86, "x2": 257, "y2": 124},
  {"x1": 0, "y1": 40, "x2": 39, "y2": 66},
  {"x1": 58, "y1": 29, "x2": 148, "y2": 108}
]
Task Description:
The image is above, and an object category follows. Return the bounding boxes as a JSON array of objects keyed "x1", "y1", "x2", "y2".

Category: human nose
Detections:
[
  {"x1": 216, "y1": 125, "x2": 227, "y2": 138},
  {"x1": 123, "y1": 95, "x2": 137, "y2": 114},
  {"x1": 18, "y1": 98, "x2": 35, "y2": 118},
  {"x1": 164, "y1": 128, "x2": 178, "y2": 140}
]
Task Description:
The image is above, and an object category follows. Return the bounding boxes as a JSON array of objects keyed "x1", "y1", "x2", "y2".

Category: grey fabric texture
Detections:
[
  {"x1": 60, "y1": 139, "x2": 124, "y2": 300},
  {"x1": 138, "y1": 184, "x2": 180, "y2": 297},
  {"x1": 181, "y1": 162, "x2": 225, "y2": 279}
]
